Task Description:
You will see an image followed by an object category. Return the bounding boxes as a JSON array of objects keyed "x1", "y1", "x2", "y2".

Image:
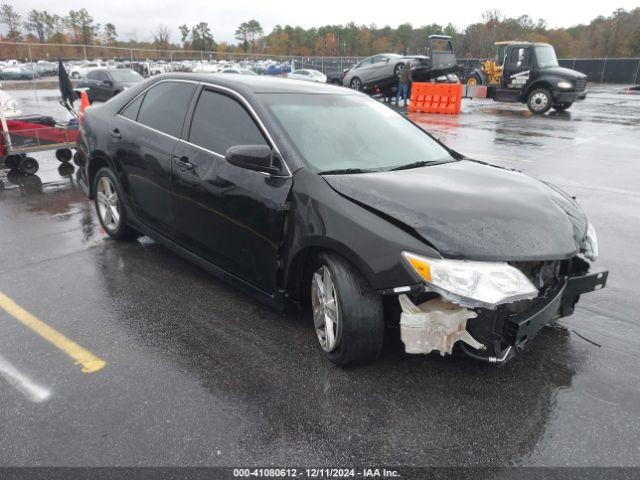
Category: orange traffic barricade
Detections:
[{"x1": 409, "y1": 82, "x2": 462, "y2": 114}]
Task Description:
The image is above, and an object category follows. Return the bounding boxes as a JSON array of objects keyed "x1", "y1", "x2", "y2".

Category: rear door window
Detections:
[
  {"x1": 188, "y1": 89, "x2": 266, "y2": 155},
  {"x1": 137, "y1": 81, "x2": 196, "y2": 138}
]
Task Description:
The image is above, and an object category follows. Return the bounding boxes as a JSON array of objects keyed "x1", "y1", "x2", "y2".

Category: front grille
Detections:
[{"x1": 575, "y1": 78, "x2": 587, "y2": 92}]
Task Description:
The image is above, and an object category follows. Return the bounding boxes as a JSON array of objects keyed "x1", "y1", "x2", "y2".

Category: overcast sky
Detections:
[{"x1": 8, "y1": 0, "x2": 640, "y2": 43}]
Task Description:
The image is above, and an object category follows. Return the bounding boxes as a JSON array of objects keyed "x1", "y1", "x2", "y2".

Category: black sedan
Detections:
[
  {"x1": 76, "y1": 74, "x2": 607, "y2": 366},
  {"x1": 77, "y1": 68, "x2": 144, "y2": 103}
]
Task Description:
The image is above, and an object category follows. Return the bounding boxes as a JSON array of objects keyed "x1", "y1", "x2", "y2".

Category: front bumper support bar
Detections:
[{"x1": 506, "y1": 270, "x2": 608, "y2": 352}]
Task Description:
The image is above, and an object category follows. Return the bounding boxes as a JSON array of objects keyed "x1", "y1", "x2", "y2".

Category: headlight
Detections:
[
  {"x1": 557, "y1": 81, "x2": 573, "y2": 89},
  {"x1": 446, "y1": 73, "x2": 459, "y2": 82},
  {"x1": 582, "y1": 222, "x2": 598, "y2": 261},
  {"x1": 402, "y1": 252, "x2": 538, "y2": 309}
]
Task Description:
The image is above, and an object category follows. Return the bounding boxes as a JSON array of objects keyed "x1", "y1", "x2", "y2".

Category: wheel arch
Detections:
[
  {"x1": 284, "y1": 238, "x2": 378, "y2": 302},
  {"x1": 87, "y1": 152, "x2": 116, "y2": 198},
  {"x1": 525, "y1": 80, "x2": 554, "y2": 98},
  {"x1": 466, "y1": 68, "x2": 487, "y2": 84}
]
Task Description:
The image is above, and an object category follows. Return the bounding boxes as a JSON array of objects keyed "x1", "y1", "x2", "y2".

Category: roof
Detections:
[
  {"x1": 157, "y1": 73, "x2": 355, "y2": 95},
  {"x1": 495, "y1": 40, "x2": 552, "y2": 48}
]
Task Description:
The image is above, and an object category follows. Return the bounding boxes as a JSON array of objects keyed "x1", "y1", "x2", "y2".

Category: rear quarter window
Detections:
[{"x1": 120, "y1": 94, "x2": 145, "y2": 121}]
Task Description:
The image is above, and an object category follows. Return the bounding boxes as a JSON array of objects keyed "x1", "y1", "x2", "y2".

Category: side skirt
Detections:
[{"x1": 127, "y1": 215, "x2": 284, "y2": 312}]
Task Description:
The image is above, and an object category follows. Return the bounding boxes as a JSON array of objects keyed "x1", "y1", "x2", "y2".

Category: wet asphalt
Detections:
[{"x1": 0, "y1": 86, "x2": 639, "y2": 467}]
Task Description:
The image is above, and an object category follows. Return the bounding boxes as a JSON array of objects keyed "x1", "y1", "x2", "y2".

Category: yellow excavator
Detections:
[{"x1": 464, "y1": 41, "x2": 514, "y2": 85}]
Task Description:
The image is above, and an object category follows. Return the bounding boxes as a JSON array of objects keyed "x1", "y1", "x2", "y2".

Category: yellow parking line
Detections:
[{"x1": 0, "y1": 291, "x2": 106, "y2": 374}]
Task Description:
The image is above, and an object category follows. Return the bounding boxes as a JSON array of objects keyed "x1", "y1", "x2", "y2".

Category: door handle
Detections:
[
  {"x1": 109, "y1": 128, "x2": 122, "y2": 140},
  {"x1": 173, "y1": 155, "x2": 194, "y2": 171}
]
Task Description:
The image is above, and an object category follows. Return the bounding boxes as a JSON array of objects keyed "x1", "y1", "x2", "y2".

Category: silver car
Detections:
[{"x1": 342, "y1": 54, "x2": 406, "y2": 92}]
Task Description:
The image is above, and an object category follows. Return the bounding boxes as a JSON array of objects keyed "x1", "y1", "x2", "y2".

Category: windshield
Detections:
[
  {"x1": 262, "y1": 93, "x2": 455, "y2": 172},
  {"x1": 535, "y1": 46, "x2": 559, "y2": 69},
  {"x1": 109, "y1": 70, "x2": 143, "y2": 82},
  {"x1": 430, "y1": 39, "x2": 453, "y2": 53}
]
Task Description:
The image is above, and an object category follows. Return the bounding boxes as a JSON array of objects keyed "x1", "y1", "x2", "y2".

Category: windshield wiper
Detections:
[
  {"x1": 318, "y1": 168, "x2": 375, "y2": 175},
  {"x1": 388, "y1": 159, "x2": 451, "y2": 171}
]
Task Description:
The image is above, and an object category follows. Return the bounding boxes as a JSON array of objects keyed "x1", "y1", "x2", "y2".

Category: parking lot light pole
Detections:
[{"x1": 27, "y1": 44, "x2": 40, "y2": 108}]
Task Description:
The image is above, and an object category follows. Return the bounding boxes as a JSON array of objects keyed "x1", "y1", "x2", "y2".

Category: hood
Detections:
[
  {"x1": 540, "y1": 66, "x2": 587, "y2": 80},
  {"x1": 323, "y1": 160, "x2": 587, "y2": 261}
]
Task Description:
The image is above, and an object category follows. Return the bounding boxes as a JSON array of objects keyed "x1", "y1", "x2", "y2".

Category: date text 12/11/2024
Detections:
[{"x1": 232, "y1": 468, "x2": 401, "y2": 478}]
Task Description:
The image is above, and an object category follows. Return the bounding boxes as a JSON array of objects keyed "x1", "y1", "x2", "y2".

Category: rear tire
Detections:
[
  {"x1": 553, "y1": 102, "x2": 573, "y2": 111},
  {"x1": 18, "y1": 157, "x2": 39, "y2": 175},
  {"x1": 527, "y1": 88, "x2": 552, "y2": 114},
  {"x1": 93, "y1": 167, "x2": 135, "y2": 240},
  {"x1": 310, "y1": 252, "x2": 384, "y2": 367}
]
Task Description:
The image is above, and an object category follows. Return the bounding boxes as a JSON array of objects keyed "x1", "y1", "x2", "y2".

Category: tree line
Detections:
[{"x1": 1, "y1": 3, "x2": 639, "y2": 59}]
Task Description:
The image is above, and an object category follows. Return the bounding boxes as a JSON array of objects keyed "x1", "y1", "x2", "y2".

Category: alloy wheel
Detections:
[
  {"x1": 311, "y1": 265, "x2": 341, "y2": 352},
  {"x1": 351, "y1": 78, "x2": 361, "y2": 91},
  {"x1": 96, "y1": 176, "x2": 120, "y2": 231}
]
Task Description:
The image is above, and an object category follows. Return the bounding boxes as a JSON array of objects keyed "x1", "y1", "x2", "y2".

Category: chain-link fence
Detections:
[{"x1": 2, "y1": 41, "x2": 640, "y2": 85}]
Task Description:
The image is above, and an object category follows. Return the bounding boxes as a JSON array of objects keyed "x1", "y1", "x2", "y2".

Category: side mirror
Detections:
[{"x1": 225, "y1": 145, "x2": 279, "y2": 175}]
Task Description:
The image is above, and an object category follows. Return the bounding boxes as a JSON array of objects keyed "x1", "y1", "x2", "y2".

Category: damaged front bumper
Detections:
[{"x1": 396, "y1": 267, "x2": 608, "y2": 364}]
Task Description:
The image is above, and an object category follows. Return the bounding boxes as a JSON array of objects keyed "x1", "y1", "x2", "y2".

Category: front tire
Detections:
[
  {"x1": 350, "y1": 77, "x2": 362, "y2": 91},
  {"x1": 527, "y1": 88, "x2": 552, "y2": 114},
  {"x1": 94, "y1": 167, "x2": 135, "y2": 240},
  {"x1": 311, "y1": 252, "x2": 384, "y2": 367}
]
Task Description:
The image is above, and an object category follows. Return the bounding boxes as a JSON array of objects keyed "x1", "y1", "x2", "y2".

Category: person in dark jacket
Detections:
[{"x1": 395, "y1": 60, "x2": 412, "y2": 107}]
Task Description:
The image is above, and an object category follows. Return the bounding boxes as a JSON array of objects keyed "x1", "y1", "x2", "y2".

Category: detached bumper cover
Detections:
[{"x1": 505, "y1": 270, "x2": 608, "y2": 352}]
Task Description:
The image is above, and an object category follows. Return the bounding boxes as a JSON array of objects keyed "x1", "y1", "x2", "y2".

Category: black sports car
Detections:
[{"x1": 76, "y1": 74, "x2": 607, "y2": 366}]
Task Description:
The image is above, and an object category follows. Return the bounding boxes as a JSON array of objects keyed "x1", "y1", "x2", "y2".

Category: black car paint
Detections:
[
  {"x1": 77, "y1": 69, "x2": 142, "y2": 102},
  {"x1": 323, "y1": 161, "x2": 587, "y2": 261},
  {"x1": 78, "y1": 74, "x2": 594, "y2": 316}
]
